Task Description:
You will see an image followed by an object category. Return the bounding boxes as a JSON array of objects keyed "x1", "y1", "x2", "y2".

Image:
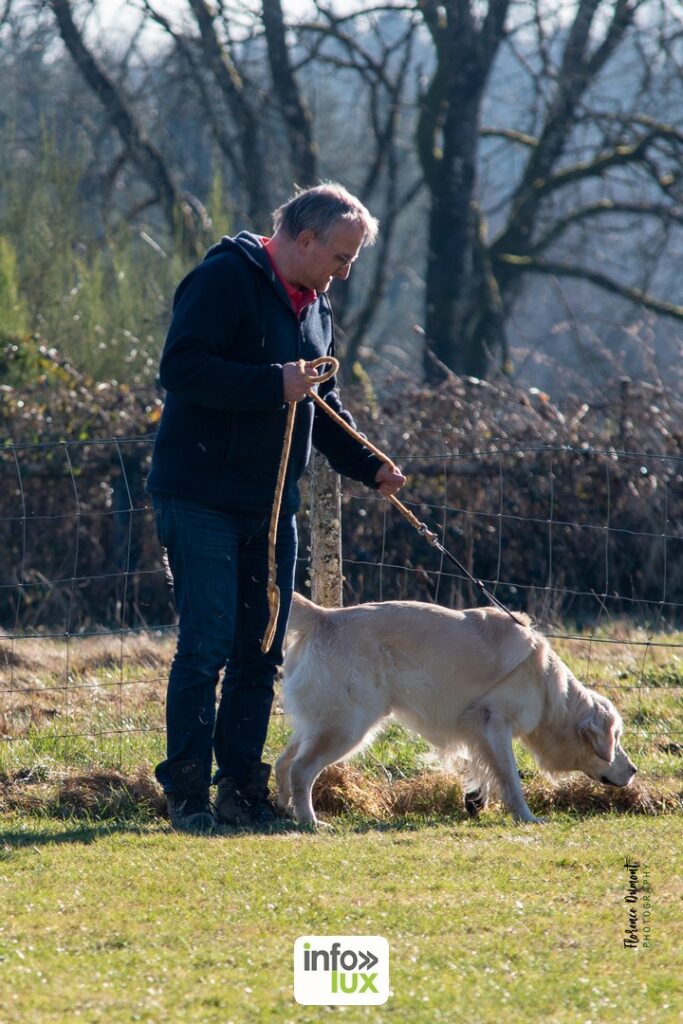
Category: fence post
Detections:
[{"x1": 309, "y1": 449, "x2": 343, "y2": 607}]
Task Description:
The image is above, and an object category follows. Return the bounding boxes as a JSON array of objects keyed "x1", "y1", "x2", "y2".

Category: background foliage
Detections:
[
  {"x1": 2, "y1": 347, "x2": 682, "y2": 630},
  {"x1": 1, "y1": 0, "x2": 683, "y2": 388},
  {"x1": 1, "y1": 0, "x2": 682, "y2": 631}
]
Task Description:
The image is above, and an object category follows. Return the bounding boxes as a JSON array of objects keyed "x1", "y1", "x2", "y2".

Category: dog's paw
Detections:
[
  {"x1": 293, "y1": 817, "x2": 332, "y2": 833},
  {"x1": 519, "y1": 814, "x2": 547, "y2": 825},
  {"x1": 510, "y1": 806, "x2": 547, "y2": 824},
  {"x1": 464, "y1": 789, "x2": 487, "y2": 817}
]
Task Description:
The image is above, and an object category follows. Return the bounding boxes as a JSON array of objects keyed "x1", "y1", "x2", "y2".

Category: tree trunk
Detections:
[
  {"x1": 416, "y1": 0, "x2": 510, "y2": 381},
  {"x1": 422, "y1": 103, "x2": 481, "y2": 378},
  {"x1": 261, "y1": 0, "x2": 318, "y2": 186}
]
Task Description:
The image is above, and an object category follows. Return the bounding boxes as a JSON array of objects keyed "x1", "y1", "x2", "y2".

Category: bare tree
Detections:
[
  {"x1": 417, "y1": 0, "x2": 683, "y2": 380},
  {"x1": 139, "y1": 0, "x2": 319, "y2": 227},
  {"x1": 49, "y1": 0, "x2": 206, "y2": 256},
  {"x1": 27, "y1": 0, "x2": 683, "y2": 385},
  {"x1": 183, "y1": 0, "x2": 274, "y2": 228}
]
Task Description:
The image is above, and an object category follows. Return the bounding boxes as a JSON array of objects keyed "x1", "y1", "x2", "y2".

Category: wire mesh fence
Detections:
[{"x1": 1, "y1": 435, "x2": 682, "y2": 770}]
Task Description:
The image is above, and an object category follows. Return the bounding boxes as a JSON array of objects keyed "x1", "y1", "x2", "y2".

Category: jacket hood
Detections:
[{"x1": 204, "y1": 231, "x2": 268, "y2": 272}]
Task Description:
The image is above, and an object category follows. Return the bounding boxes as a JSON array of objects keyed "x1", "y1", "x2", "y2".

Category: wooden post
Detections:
[{"x1": 309, "y1": 449, "x2": 343, "y2": 608}]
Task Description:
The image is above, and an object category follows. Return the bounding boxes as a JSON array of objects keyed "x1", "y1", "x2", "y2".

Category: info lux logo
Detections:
[{"x1": 294, "y1": 936, "x2": 390, "y2": 1005}]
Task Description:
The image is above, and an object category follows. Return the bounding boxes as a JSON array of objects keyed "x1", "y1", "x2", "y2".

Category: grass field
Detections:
[{"x1": 1, "y1": 629, "x2": 682, "y2": 1023}]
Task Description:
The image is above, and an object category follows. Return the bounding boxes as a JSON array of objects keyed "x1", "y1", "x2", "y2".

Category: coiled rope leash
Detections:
[
  {"x1": 262, "y1": 356, "x2": 523, "y2": 652},
  {"x1": 262, "y1": 356, "x2": 338, "y2": 653}
]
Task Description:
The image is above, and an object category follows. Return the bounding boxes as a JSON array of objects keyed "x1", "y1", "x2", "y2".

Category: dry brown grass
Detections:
[
  {"x1": 0, "y1": 631, "x2": 174, "y2": 689},
  {"x1": 0, "y1": 761, "x2": 679, "y2": 824},
  {"x1": 304, "y1": 764, "x2": 681, "y2": 821},
  {"x1": 0, "y1": 765, "x2": 166, "y2": 819},
  {"x1": 520, "y1": 772, "x2": 681, "y2": 816},
  {"x1": 0, "y1": 631, "x2": 171, "y2": 740}
]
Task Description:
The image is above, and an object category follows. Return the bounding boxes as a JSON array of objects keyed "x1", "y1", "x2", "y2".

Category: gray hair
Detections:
[{"x1": 272, "y1": 183, "x2": 379, "y2": 246}]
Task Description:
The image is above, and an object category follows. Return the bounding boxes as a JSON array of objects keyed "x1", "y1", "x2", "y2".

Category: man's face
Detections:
[{"x1": 295, "y1": 221, "x2": 366, "y2": 293}]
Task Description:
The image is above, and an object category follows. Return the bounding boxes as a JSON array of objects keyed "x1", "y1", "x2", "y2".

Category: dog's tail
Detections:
[{"x1": 287, "y1": 591, "x2": 329, "y2": 639}]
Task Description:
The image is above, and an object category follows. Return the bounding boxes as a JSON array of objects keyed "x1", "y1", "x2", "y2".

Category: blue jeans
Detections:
[{"x1": 152, "y1": 496, "x2": 297, "y2": 792}]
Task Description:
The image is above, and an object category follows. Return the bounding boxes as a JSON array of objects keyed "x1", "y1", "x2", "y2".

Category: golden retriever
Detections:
[{"x1": 275, "y1": 593, "x2": 637, "y2": 824}]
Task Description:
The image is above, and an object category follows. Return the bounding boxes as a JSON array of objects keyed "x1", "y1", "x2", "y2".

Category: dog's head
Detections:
[
  {"x1": 528, "y1": 657, "x2": 638, "y2": 788},
  {"x1": 575, "y1": 692, "x2": 637, "y2": 787}
]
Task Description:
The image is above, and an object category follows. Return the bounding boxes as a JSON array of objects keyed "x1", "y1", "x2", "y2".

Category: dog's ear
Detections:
[{"x1": 579, "y1": 705, "x2": 616, "y2": 763}]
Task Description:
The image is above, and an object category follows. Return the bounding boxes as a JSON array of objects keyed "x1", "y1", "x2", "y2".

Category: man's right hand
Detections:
[{"x1": 282, "y1": 360, "x2": 321, "y2": 403}]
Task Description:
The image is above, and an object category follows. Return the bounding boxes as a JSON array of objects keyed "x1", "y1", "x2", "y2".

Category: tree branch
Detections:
[
  {"x1": 527, "y1": 126, "x2": 683, "y2": 199},
  {"x1": 532, "y1": 199, "x2": 683, "y2": 253},
  {"x1": 495, "y1": 0, "x2": 639, "y2": 259},
  {"x1": 0, "y1": 1, "x2": 13, "y2": 30},
  {"x1": 479, "y1": 0, "x2": 511, "y2": 66},
  {"x1": 480, "y1": 126, "x2": 538, "y2": 147},
  {"x1": 497, "y1": 254, "x2": 683, "y2": 320}
]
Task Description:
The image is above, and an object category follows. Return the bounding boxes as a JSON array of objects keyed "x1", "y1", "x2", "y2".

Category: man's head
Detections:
[{"x1": 270, "y1": 183, "x2": 379, "y2": 293}]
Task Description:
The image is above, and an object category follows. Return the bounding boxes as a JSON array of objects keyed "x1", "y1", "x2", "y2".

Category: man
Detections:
[{"x1": 147, "y1": 183, "x2": 405, "y2": 833}]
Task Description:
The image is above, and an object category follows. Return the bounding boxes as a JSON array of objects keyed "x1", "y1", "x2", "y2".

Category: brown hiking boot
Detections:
[
  {"x1": 214, "y1": 762, "x2": 288, "y2": 831},
  {"x1": 166, "y1": 760, "x2": 215, "y2": 834}
]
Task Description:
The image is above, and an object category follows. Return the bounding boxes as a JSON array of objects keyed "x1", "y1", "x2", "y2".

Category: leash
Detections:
[
  {"x1": 262, "y1": 356, "x2": 524, "y2": 651},
  {"x1": 262, "y1": 356, "x2": 338, "y2": 653}
]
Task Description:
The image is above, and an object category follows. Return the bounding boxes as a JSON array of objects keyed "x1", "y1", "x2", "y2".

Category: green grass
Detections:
[
  {"x1": 1, "y1": 630, "x2": 682, "y2": 1022},
  {"x1": 1, "y1": 814, "x2": 681, "y2": 1023}
]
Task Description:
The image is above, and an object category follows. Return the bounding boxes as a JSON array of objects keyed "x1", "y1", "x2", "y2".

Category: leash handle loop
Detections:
[{"x1": 304, "y1": 355, "x2": 339, "y2": 386}]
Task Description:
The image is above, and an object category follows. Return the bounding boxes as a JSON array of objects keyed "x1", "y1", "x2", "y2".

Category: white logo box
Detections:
[{"x1": 294, "y1": 935, "x2": 390, "y2": 1006}]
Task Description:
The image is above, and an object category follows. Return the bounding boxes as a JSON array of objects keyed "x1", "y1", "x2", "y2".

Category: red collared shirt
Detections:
[{"x1": 262, "y1": 237, "x2": 317, "y2": 318}]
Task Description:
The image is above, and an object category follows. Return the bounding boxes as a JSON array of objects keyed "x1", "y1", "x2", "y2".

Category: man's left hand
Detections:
[{"x1": 375, "y1": 463, "x2": 406, "y2": 497}]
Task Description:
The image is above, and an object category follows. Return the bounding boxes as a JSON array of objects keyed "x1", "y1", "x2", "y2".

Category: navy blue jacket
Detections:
[{"x1": 146, "y1": 231, "x2": 383, "y2": 514}]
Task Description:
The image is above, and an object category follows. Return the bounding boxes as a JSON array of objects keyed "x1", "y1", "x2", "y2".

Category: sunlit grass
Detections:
[
  {"x1": 1, "y1": 626, "x2": 681, "y2": 1023},
  {"x1": 0, "y1": 814, "x2": 680, "y2": 1023}
]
